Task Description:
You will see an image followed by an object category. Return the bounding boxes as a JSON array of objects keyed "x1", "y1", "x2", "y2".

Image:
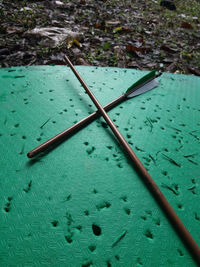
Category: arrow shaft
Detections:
[
  {"x1": 64, "y1": 55, "x2": 200, "y2": 264},
  {"x1": 27, "y1": 69, "x2": 159, "y2": 158},
  {"x1": 27, "y1": 91, "x2": 126, "y2": 158}
]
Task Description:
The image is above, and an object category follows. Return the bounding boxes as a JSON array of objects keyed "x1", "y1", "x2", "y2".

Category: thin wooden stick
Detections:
[
  {"x1": 27, "y1": 92, "x2": 125, "y2": 158},
  {"x1": 27, "y1": 72, "x2": 161, "y2": 158},
  {"x1": 64, "y1": 55, "x2": 200, "y2": 264}
]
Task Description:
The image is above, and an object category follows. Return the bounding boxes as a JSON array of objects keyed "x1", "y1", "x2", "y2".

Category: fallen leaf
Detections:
[
  {"x1": 73, "y1": 39, "x2": 82, "y2": 47},
  {"x1": 114, "y1": 46, "x2": 126, "y2": 67},
  {"x1": 187, "y1": 66, "x2": 200, "y2": 76},
  {"x1": 113, "y1": 26, "x2": 131, "y2": 33},
  {"x1": 25, "y1": 27, "x2": 82, "y2": 48},
  {"x1": 72, "y1": 48, "x2": 81, "y2": 56},
  {"x1": 127, "y1": 61, "x2": 143, "y2": 69},
  {"x1": 67, "y1": 40, "x2": 73, "y2": 48},
  {"x1": 126, "y1": 45, "x2": 147, "y2": 53},
  {"x1": 146, "y1": 19, "x2": 158, "y2": 25},
  {"x1": 106, "y1": 20, "x2": 120, "y2": 26},
  {"x1": 161, "y1": 44, "x2": 178, "y2": 53},
  {"x1": 181, "y1": 22, "x2": 193, "y2": 30},
  {"x1": 113, "y1": 26, "x2": 122, "y2": 33},
  {"x1": 146, "y1": 62, "x2": 157, "y2": 68},
  {"x1": 183, "y1": 52, "x2": 192, "y2": 58},
  {"x1": 80, "y1": 0, "x2": 86, "y2": 4},
  {"x1": 144, "y1": 30, "x2": 153, "y2": 35},
  {"x1": 55, "y1": 1, "x2": 64, "y2": 6},
  {"x1": 6, "y1": 26, "x2": 24, "y2": 35},
  {"x1": 20, "y1": 7, "x2": 33, "y2": 11},
  {"x1": 163, "y1": 58, "x2": 174, "y2": 63},
  {"x1": 138, "y1": 37, "x2": 145, "y2": 45},
  {"x1": 0, "y1": 48, "x2": 10, "y2": 56},
  {"x1": 94, "y1": 22, "x2": 106, "y2": 30},
  {"x1": 165, "y1": 61, "x2": 177, "y2": 72},
  {"x1": 103, "y1": 41, "x2": 111, "y2": 51},
  {"x1": 77, "y1": 57, "x2": 89, "y2": 65}
]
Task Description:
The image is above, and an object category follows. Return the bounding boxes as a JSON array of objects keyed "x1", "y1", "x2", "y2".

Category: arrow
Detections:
[
  {"x1": 64, "y1": 55, "x2": 200, "y2": 264},
  {"x1": 27, "y1": 70, "x2": 161, "y2": 158}
]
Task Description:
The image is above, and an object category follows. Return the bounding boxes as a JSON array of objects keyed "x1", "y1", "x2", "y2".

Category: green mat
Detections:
[{"x1": 0, "y1": 66, "x2": 199, "y2": 266}]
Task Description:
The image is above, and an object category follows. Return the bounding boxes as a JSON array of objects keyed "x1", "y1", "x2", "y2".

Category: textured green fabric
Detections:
[{"x1": 0, "y1": 66, "x2": 199, "y2": 266}]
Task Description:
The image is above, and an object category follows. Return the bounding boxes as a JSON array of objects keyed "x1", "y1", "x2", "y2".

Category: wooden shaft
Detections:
[
  {"x1": 27, "y1": 93, "x2": 126, "y2": 158},
  {"x1": 64, "y1": 55, "x2": 200, "y2": 264},
  {"x1": 27, "y1": 69, "x2": 160, "y2": 158}
]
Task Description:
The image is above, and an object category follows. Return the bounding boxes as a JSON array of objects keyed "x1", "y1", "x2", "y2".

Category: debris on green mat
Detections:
[{"x1": 0, "y1": 66, "x2": 199, "y2": 266}]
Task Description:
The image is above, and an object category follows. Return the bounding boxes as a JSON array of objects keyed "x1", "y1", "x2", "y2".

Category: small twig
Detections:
[
  {"x1": 112, "y1": 230, "x2": 127, "y2": 248},
  {"x1": 187, "y1": 186, "x2": 197, "y2": 195},
  {"x1": 161, "y1": 183, "x2": 179, "y2": 196},
  {"x1": 175, "y1": 145, "x2": 183, "y2": 152},
  {"x1": 187, "y1": 159, "x2": 198, "y2": 165},
  {"x1": 183, "y1": 153, "x2": 197, "y2": 158},
  {"x1": 184, "y1": 154, "x2": 198, "y2": 165},
  {"x1": 165, "y1": 124, "x2": 182, "y2": 132},
  {"x1": 40, "y1": 118, "x2": 51, "y2": 129},
  {"x1": 145, "y1": 117, "x2": 153, "y2": 132},
  {"x1": 189, "y1": 131, "x2": 200, "y2": 141},
  {"x1": 23, "y1": 180, "x2": 32, "y2": 193},
  {"x1": 162, "y1": 153, "x2": 181, "y2": 167},
  {"x1": 19, "y1": 144, "x2": 25, "y2": 155},
  {"x1": 149, "y1": 154, "x2": 156, "y2": 165},
  {"x1": 4, "y1": 117, "x2": 7, "y2": 125}
]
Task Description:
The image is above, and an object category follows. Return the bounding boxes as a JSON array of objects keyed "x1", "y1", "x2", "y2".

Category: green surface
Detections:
[{"x1": 0, "y1": 66, "x2": 199, "y2": 266}]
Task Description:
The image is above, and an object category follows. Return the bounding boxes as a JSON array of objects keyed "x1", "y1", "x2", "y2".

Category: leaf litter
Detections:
[{"x1": 0, "y1": 0, "x2": 200, "y2": 75}]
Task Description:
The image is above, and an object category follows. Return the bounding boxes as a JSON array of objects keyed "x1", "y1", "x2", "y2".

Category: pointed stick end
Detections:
[{"x1": 27, "y1": 152, "x2": 33, "y2": 158}]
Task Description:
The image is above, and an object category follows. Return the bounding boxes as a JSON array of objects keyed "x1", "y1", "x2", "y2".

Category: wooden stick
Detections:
[
  {"x1": 27, "y1": 72, "x2": 161, "y2": 158},
  {"x1": 64, "y1": 55, "x2": 200, "y2": 264},
  {"x1": 27, "y1": 93, "x2": 125, "y2": 158}
]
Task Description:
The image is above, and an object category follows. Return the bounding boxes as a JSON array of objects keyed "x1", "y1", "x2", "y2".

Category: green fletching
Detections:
[{"x1": 126, "y1": 70, "x2": 156, "y2": 93}]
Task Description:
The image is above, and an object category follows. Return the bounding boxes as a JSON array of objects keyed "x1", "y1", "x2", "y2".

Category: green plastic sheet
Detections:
[{"x1": 0, "y1": 66, "x2": 199, "y2": 266}]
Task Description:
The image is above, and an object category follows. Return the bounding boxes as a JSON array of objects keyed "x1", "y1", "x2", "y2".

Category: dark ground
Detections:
[{"x1": 0, "y1": 0, "x2": 200, "y2": 75}]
